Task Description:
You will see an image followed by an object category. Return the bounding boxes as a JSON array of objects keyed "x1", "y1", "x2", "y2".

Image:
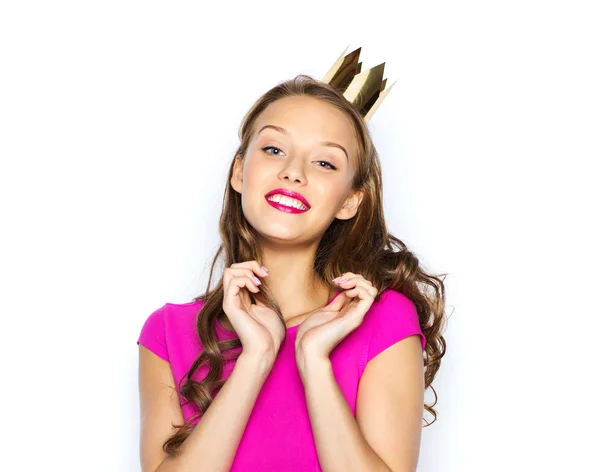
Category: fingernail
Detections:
[
  {"x1": 332, "y1": 276, "x2": 340, "y2": 282},
  {"x1": 336, "y1": 279, "x2": 347, "y2": 284},
  {"x1": 261, "y1": 266, "x2": 269, "y2": 276},
  {"x1": 253, "y1": 276, "x2": 262, "y2": 285}
]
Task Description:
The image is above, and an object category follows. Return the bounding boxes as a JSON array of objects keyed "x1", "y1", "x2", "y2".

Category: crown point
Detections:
[{"x1": 321, "y1": 46, "x2": 395, "y2": 121}]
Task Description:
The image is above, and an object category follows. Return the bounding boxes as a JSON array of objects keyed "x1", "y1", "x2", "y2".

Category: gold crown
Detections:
[{"x1": 321, "y1": 46, "x2": 397, "y2": 121}]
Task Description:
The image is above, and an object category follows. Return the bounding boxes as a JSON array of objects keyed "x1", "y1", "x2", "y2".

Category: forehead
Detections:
[{"x1": 253, "y1": 96, "x2": 358, "y2": 155}]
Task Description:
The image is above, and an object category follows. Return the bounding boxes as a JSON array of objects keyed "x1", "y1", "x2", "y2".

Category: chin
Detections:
[
  {"x1": 257, "y1": 227, "x2": 303, "y2": 242},
  {"x1": 248, "y1": 221, "x2": 306, "y2": 243}
]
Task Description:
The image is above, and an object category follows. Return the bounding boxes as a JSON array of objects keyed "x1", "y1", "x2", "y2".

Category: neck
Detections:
[{"x1": 258, "y1": 239, "x2": 334, "y2": 323}]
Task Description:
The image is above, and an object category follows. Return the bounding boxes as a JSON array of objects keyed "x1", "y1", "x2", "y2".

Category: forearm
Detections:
[
  {"x1": 300, "y1": 359, "x2": 392, "y2": 472},
  {"x1": 156, "y1": 353, "x2": 272, "y2": 472}
]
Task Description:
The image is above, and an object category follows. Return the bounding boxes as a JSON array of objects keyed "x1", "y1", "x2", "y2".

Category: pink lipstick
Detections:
[{"x1": 264, "y1": 188, "x2": 310, "y2": 214}]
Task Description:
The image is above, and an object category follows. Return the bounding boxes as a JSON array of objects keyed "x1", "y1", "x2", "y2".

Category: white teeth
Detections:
[{"x1": 267, "y1": 194, "x2": 308, "y2": 210}]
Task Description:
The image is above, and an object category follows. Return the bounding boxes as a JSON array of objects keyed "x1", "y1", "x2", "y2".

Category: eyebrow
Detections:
[{"x1": 257, "y1": 124, "x2": 348, "y2": 162}]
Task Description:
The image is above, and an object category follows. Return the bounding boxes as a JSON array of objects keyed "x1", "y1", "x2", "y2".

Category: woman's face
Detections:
[{"x1": 231, "y1": 95, "x2": 364, "y2": 244}]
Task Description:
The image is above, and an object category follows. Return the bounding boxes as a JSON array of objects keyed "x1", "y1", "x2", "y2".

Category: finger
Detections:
[
  {"x1": 342, "y1": 286, "x2": 375, "y2": 315},
  {"x1": 231, "y1": 260, "x2": 269, "y2": 277},
  {"x1": 343, "y1": 284, "x2": 376, "y2": 299},
  {"x1": 332, "y1": 272, "x2": 372, "y2": 284},
  {"x1": 228, "y1": 267, "x2": 265, "y2": 284},
  {"x1": 333, "y1": 276, "x2": 372, "y2": 294},
  {"x1": 229, "y1": 274, "x2": 261, "y2": 294},
  {"x1": 223, "y1": 280, "x2": 257, "y2": 319},
  {"x1": 332, "y1": 272, "x2": 356, "y2": 282},
  {"x1": 320, "y1": 304, "x2": 365, "y2": 341},
  {"x1": 325, "y1": 291, "x2": 349, "y2": 312},
  {"x1": 346, "y1": 282, "x2": 377, "y2": 298},
  {"x1": 225, "y1": 267, "x2": 264, "y2": 286},
  {"x1": 222, "y1": 278, "x2": 258, "y2": 328}
]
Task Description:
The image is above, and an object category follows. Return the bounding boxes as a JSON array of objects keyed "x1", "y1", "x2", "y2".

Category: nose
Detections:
[{"x1": 278, "y1": 155, "x2": 306, "y2": 184}]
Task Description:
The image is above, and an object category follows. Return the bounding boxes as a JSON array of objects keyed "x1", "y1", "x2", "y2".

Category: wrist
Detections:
[
  {"x1": 238, "y1": 351, "x2": 275, "y2": 377},
  {"x1": 296, "y1": 354, "x2": 332, "y2": 384}
]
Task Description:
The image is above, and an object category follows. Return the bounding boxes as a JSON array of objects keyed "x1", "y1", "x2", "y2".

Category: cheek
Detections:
[
  {"x1": 240, "y1": 158, "x2": 274, "y2": 200},
  {"x1": 245, "y1": 155, "x2": 284, "y2": 188},
  {"x1": 241, "y1": 156, "x2": 263, "y2": 188},
  {"x1": 313, "y1": 184, "x2": 350, "y2": 214}
]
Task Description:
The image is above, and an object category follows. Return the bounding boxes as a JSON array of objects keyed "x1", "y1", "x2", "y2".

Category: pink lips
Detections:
[{"x1": 264, "y1": 188, "x2": 310, "y2": 214}]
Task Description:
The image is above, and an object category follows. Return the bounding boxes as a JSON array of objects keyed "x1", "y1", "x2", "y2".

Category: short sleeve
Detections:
[
  {"x1": 365, "y1": 290, "x2": 426, "y2": 364},
  {"x1": 137, "y1": 305, "x2": 170, "y2": 362}
]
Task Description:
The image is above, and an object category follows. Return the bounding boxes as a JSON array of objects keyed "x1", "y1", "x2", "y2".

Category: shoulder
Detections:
[
  {"x1": 378, "y1": 288, "x2": 416, "y2": 311},
  {"x1": 165, "y1": 300, "x2": 206, "y2": 309},
  {"x1": 144, "y1": 299, "x2": 205, "y2": 328},
  {"x1": 363, "y1": 288, "x2": 420, "y2": 332},
  {"x1": 360, "y1": 289, "x2": 426, "y2": 369},
  {"x1": 160, "y1": 299, "x2": 206, "y2": 331},
  {"x1": 137, "y1": 299, "x2": 205, "y2": 362}
]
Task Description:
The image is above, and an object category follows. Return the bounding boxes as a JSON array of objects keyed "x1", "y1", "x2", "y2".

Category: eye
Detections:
[
  {"x1": 262, "y1": 145, "x2": 284, "y2": 156},
  {"x1": 316, "y1": 161, "x2": 337, "y2": 170},
  {"x1": 262, "y1": 146, "x2": 337, "y2": 171}
]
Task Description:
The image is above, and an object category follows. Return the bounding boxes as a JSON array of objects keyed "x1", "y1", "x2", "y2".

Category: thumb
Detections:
[{"x1": 325, "y1": 291, "x2": 348, "y2": 312}]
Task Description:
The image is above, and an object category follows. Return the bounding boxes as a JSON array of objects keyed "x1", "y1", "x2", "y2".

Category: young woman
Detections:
[{"x1": 138, "y1": 71, "x2": 447, "y2": 471}]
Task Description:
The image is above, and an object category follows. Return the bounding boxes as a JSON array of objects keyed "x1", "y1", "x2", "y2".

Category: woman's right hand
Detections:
[{"x1": 222, "y1": 260, "x2": 285, "y2": 364}]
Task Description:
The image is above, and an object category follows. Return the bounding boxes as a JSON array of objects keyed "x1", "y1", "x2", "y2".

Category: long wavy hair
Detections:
[{"x1": 163, "y1": 74, "x2": 449, "y2": 455}]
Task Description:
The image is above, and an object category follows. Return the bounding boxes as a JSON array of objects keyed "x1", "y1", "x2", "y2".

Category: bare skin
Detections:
[
  {"x1": 217, "y1": 286, "x2": 341, "y2": 332},
  {"x1": 226, "y1": 95, "x2": 364, "y2": 329}
]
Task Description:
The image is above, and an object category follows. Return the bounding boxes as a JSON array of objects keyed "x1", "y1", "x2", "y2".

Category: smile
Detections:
[{"x1": 265, "y1": 194, "x2": 310, "y2": 214}]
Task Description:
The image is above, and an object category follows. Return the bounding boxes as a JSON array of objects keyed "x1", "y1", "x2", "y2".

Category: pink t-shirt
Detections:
[{"x1": 137, "y1": 288, "x2": 426, "y2": 471}]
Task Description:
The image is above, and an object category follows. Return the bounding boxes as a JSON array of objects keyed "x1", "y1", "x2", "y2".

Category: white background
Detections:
[{"x1": 1, "y1": 1, "x2": 598, "y2": 471}]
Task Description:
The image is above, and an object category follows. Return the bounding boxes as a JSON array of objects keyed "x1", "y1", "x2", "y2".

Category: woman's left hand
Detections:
[{"x1": 295, "y1": 272, "x2": 378, "y2": 372}]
